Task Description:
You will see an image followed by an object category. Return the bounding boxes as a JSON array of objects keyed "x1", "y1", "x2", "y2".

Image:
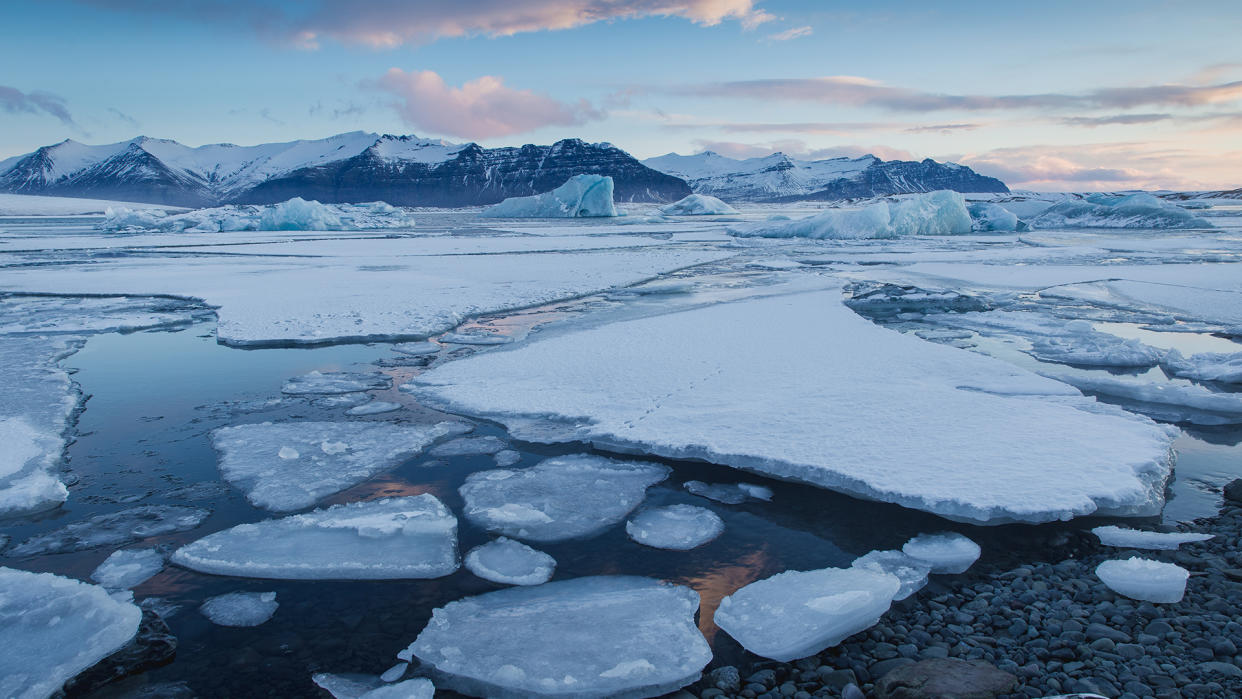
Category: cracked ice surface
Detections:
[{"x1": 412, "y1": 283, "x2": 1176, "y2": 524}]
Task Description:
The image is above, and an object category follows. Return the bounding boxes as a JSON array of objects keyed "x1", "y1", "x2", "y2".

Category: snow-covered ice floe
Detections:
[
  {"x1": 464, "y1": 537, "x2": 555, "y2": 586},
  {"x1": 171, "y1": 495, "x2": 458, "y2": 580},
  {"x1": 480, "y1": 174, "x2": 618, "y2": 218},
  {"x1": 901, "y1": 532, "x2": 981, "y2": 574},
  {"x1": 211, "y1": 421, "x2": 468, "y2": 511},
  {"x1": 1161, "y1": 349, "x2": 1242, "y2": 384},
  {"x1": 714, "y1": 567, "x2": 901, "y2": 661},
  {"x1": 90, "y1": 548, "x2": 165, "y2": 589},
  {"x1": 101, "y1": 197, "x2": 414, "y2": 233},
  {"x1": 1095, "y1": 557, "x2": 1188, "y2": 603},
  {"x1": 281, "y1": 370, "x2": 391, "y2": 395},
  {"x1": 0, "y1": 567, "x2": 142, "y2": 699},
  {"x1": 199, "y1": 591, "x2": 278, "y2": 626},
  {"x1": 659, "y1": 194, "x2": 738, "y2": 216},
  {"x1": 730, "y1": 191, "x2": 972, "y2": 240},
  {"x1": 626, "y1": 505, "x2": 724, "y2": 550},
  {"x1": 851, "y1": 550, "x2": 932, "y2": 601},
  {"x1": 1030, "y1": 194, "x2": 1212, "y2": 230},
  {"x1": 410, "y1": 284, "x2": 1177, "y2": 524},
  {"x1": 459, "y1": 455, "x2": 669, "y2": 542},
  {"x1": 1091, "y1": 526, "x2": 1213, "y2": 550},
  {"x1": 9, "y1": 504, "x2": 210, "y2": 556},
  {"x1": 405, "y1": 576, "x2": 710, "y2": 698}
]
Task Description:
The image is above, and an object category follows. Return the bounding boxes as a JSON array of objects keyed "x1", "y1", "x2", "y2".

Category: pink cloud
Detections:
[
  {"x1": 373, "y1": 69, "x2": 603, "y2": 140},
  {"x1": 958, "y1": 143, "x2": 1242, "y2": 191}
]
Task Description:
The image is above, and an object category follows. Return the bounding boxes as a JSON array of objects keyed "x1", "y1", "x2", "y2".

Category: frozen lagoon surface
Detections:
[{"x1": 1, "y1": 198, "x2": 1241, "y2": 695}]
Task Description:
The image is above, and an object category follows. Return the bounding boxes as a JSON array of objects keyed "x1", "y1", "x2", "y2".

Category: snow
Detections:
[
  {"x1": 660, "y1": 194, "x2": 738, "y2": 216},
  {"x1": 90, "y1": 548, "x2": 165, "y2": 589},
  {"x1": 199, "y1": 592, "x2": 278, "y2": 627},
  {"x1": 346, "y1": 401, "x2": 403, "y2": 416},
  {"x1": 626, "y1": 505, "x2": 724, "y2": 550},
  {"x1": 714, "y1": 567, "x2": 901, "y2": 661},
  {"x1": 428, "y1": 436, "x2": 507, "y2": 457},
  {"x1": 0, "y1": 567, "x2": 142, "y2": 699},
  {"x1": 10, "y1": 505, "x2": 210, "y2": 556},
  {"x1": 1095, "y1": 557, "x2": 1188, "y2": 603},
  {"x1": 405, "y1": 576, "x2": 710, "y2": 698},
  {"x1": 1030, "y1": 194, "x2": 1212, "y2": 230},
  {"x1": 968, "y1": 202, "x2": 1026, "y2": 232},
  {"x1": 464, "y1": 537, "x2": 556, "y2": 586},
  {"x1": 731, "y1": 191, "x2": 973, "y2": 239},
  {"x1": 481, "y1": 175, "x2": 618, "y2": 218},
  {"x1": 0, "y1": 193, "x2": 183, "y2": 216},
  {"x1": 851, "y1": 550, "x2": 932, "y2": 601},
  {"x1": 1161, "y1": 349, "x2": 1242, "y2": 384},
  {"x1": 101, "y1": 198, "x2": 415, "y2": 233},
  {"x1": 411, "y1": 284, "x2": 1177, "y2": 524},
  {"x1": 211, "y1": 421, "x2": 468, "y2": 511},
  {"x1": 171, "y1": 495, "x2": 458, "y2": 580},
  {"x1": 281, "y1": 371, "x2": 391, "y2": 395},
  {"x1": 459, "y1": 455, "x2": 669, "y2": 542},
  {"x1": 1091, "y1": 526, "x2": 1213, "y2": 550},
  {"x1": 642, "y1": 151, "x2": 874, "y2": 200},
  {"x1": 901, "y1": 533, "x2": 981, "y2": 574}
]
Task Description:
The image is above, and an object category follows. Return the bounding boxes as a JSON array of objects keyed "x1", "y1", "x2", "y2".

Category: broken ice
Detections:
[
  {"x1": 1095, "y1": 557, "x2": 1188, "y2": 603},
  {"x1": 90, "y1": 548, "x2": 165, "y2": 589},
  {"x1": 1091, "y1": 526, "x2": 1213, "y2": 550},
  {"x1": 851, "y1": 550, "x2": 932, "y2": 601},
  {"x1": 345, "y1": 401, "x2": 403, "y2": 416},
  {"x1": 1161, "y1": 349, "x2": 1242, "y2": 384},
  {"x1": 199, "y1": 591, "x2": 279, "y2": 627},
  {"x1": 428, "y1": 435, "x2": 507, "y2": 457},
  {"x1": 464, "y1": 537, "x2": 556, "y2": 586},
  {"x1": 102, "y1": 197, "x2": 415, "y2": 233},
  {"x1": 902, "y1": 533, "x2": 981, "y2": 574},
  {"x1": 10, "y1": 505, "x2": 210, "y2": 556},
  {"x1": 281, "y1": 370, "x2": 391, "y2": 395},
  {"x1": 626, "y1": 505, "x2": 724, "y2": 550}
]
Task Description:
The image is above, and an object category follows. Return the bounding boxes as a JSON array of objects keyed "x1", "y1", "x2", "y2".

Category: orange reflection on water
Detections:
[
  {"x1": 675, "y1": 548, "x2": 772, "y2": 644},
  {"x1": 324, "y1": 475, "x2": 449, "y2": 506}
]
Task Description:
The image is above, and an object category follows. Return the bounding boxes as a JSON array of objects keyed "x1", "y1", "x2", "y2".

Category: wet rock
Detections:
[
  {"x1": 59, "y1": 610, "x2": 177, "y2": 697},
  {"x1": 711, "y1": 665, "x2": 742, "y2": 692},
  {"x1": 873, "y1": 658, "x2": 1017, "y2": 699},
  {"x1": 1224, "y1": 479, "x2": 1242, "y2": 504}
]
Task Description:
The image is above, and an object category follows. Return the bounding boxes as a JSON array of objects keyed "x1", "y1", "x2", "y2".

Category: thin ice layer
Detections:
[
  {"x1": 480, "y1": 175, "x2": 618, "y2": 218},
  {"x1": 211, "y1": 421, "x2": 467, "y2": 511},
  {"x1": 281, "y1": 371, "x2": 391, "y2": 395},
  {"x1": 714, "y1": 567, "x2": 901, "y2": 661},
  {"x1": 199, "y1": 592, "x2": 278, "y2": 626},
  {"x1": 412, "y1": 285, "x2": 1176, "y2": 524},
  {"x1": 406, "y1": 576, "x2": 710, "y2": 699},
  {"x1": 0, "y1": 567, "x2": 142, "y2": 699},
  {"x1": 171, "y1": 495, "x2": 458, "y2": 580},
  {"x1": 1091, "y1": 526, "x2": 1213, "y2": 550},
  {"x1": 1095, "y1": 557, "x2": 1188, "y2": 603},
  {"x1": 626, "y1": 505, "x2": 724, "y2": 550},
  {"x1": 902, "y1": 533, "x2": 981, "y2": 574},
  {"x1": 90, "y1": 548, "x2": 165, "y2": 589},
  {"x1": 851, "y1": 550, "x2": 932, "y2": 601},
  {"x1": 10, "y1": 505, "x2": 210, "y2": 556},
  {"x1": 464, "y1": 537, "x2": 556, "y2": 586}
]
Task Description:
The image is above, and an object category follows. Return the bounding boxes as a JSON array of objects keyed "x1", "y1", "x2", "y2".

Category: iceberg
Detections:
[
  {"x1": 10, "y1": 505, "x2": 210, "y2": 556},
  {"x1": 730, "y1": 191, "x2": 972, "y2": 240},
  {"x1": 968, "y1": 202, "x2": 1027, "y2": 232},
  {"x1": 464, "y1": 537, "x2": 556, "y2": 586},
  {"x1": 901, "y1": 533, "x2": 981, "y2": 574},
  {"x1": 0, "y1": 567, "x2": 142, "y2": 699},
  {"x1": 1030, "y1": 194, "x2": 1212, "y2": 230},
  {"x1": 211, "y1": 421, "x2": 467, "y2": 511},
  {"x1": 405, "y1": 576, "x2": 710, "y2": 698},
  {"x1": 659, "y1": 194, "x2": 738, "y2": 216},
  {"x1": 1161, "y1": 349, "x2": 1242, "y2": 384},
  {"x1": 281, "y1": 370, "x2": 391, "y2": 395},
  {"x1": 1095, "y1": 557, "x2": 1188, "y2": 603},
  {"x1": 459, "y1": 455, "x2": 669, "y2": 542},
  {"x1": 90, "y1": 548, "x2": 165, "y2": 589},
  {"x1": 101, "y1": 198, "x2": 415, "y2": 233},
  {"x1": 714, "y1": 567, "x2": 901, "y2": 661},
  {"x1": 1091, "y1": 526, "x2": 1213, "y2": 550},
  {"x1": 626, "y1": 505, "x2": 724, "y2": 550},
  {"x1": 851, "y1": 550, "x2": 932, "y2": 601},
  {"x1": 199, "y1": 591, "x2": 278, "y2": 627},
  {"x1": 480, "y1": 174, "x2": 618, "y2": 218},
  {"x1": 171, "y1": 495, "x2": 458, "y2": 580}
]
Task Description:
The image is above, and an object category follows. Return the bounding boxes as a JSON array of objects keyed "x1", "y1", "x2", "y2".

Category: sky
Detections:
[{"x1": 2, "y1": 0, "x2": 1241, "y2": 191}]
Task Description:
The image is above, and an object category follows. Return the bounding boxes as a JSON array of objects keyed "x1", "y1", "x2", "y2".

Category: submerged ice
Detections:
[
  {"x1": 851, "y1": 550, "x2": 932, "y2": 601},
  {"x1": 281, "y1": 371, "x2": 391, "y2": 395},
  {"x1": 481, "y1": 175, "x2": 618, "y2": 218},
  {"x1": 10, "y1": 505, "x2": 210, "y2": 556},
  {"x1": 901, "y1": 533, "x2": 981, "y2": 574},
  {"x1": 199, "y1": 591, "x2": 279, "y2": 627},
  {"x1": 90, "y1": 548, "x2": 165, "y2": 589}
]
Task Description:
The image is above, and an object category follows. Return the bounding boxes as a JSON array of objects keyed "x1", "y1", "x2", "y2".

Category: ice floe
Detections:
[
  {"x1": 902, "y1": 533, "x2": 981, "y2": 574},
  {"x1": 1161, "y1": 349, "x2": 1242, "y2": 384},
  {"x1": 346, "y1": 401, "x2": 403, "y2": 416},
  {"x1": 464, "y1": 537, "x2": 556, "y2": 586},
  {"x1": 313, "y1": 673, "x2": 385, "y2": 699},
  {"x1": 211, "y1": 421, "x2": 467, "y2": 511},
  {"x1": 10, "y1": 505, "x2": 210, "y2": 556},
  {"x1": 480, "y1": 174, "x2": 618, "y2": 218},
  {"x1": 0, "y1": 567, "x2": 142, "y2": 699},
  {"x1": 714, "y1": 567, "x2": 901, "y2": 661},
  {"x1": 391, "y1": 342, "x2": 439, "y2": 356},
  {"x1": 429, "y1": 436, "x2": 507, "y2": 457},
  {"x1": 493, "y1": 449, "x2": 521, "y2": 467},
  {"x1": 1027, "y1": 320, "x2": 1165, "y2": 367},
  {"x1": 1042, "y1": 372, "x2": 1242, "y2": 424},
  {"x1": 1095, "y1": 557, "x2": 1188, "y2": 603},
  {"x1": 1030, "y1": 194, "x2": 1212, "y2": 230},
  {"x1": 405, "y1": 576, "x2": 710, "y2": 698},
  {"x1": 199, "y1": 591, "x2": 279, "y2": 626},
  {"x1": 359, "y1": 679, "x2": 436, "y2": 699},
  {"x1": 730, "y1": 191, "x2": 972, "y2": 240},
  {"x1": 90, "y1": 548, "x2": 165, "y2": 589},
  {"x1": 459, "y1": 455, "x2": 670, "y2": 542},
  {"x1": 1091, "y1": 526, "x2": 1213, "y2": 550},
  {"x1": 102, "y1": 198, "x2": 415, "y2": 233},
  {"x1": 851, "y1": 550, "x2": 932, "y2": 601},
  {"x1": 281, "y1": 370, "x2": 391, "y2": 395},
  {"x1": 660, "y1": 194, "x2": 738, "y2": 216},
  {"x1": 626, "y1": 505, "x2": 724, "y2": 550},
  {"x1": 171, "y1": 495, "x2": 458, "y2": 580}
]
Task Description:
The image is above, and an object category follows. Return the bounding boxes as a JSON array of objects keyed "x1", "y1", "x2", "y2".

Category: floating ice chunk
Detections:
[
  {"x1": 1030, "y1": 194, "x2": 1211, "y2": 230},
  {"x1": 211, "y1": 421, "x2": 467, "y2": 511},
  {"x1": 738, "y1": 483, "x2": 774, "y2": 501},
  {"x1": 282, "y1": 370, "x2": 391, "y2": 395},
  {"x1": 171, "y1": 495, "x2": 458, "y2": 580},
  {"x1": 429, "y1": 435, "x2": 507, "y2": 457},
  {"x1": 731, "y1": 191, "x2": 972, "y2": 240},
  {"x1": 359, "y1": 678, "x2": 435, "y2": 699},
  {"x1": 1161, "y1": 349, "x2": 1242, "y2": 384},
  {"x1": 90, "y1": 548, "x2": 165, "y2": 589},
  {"x1": 312, "y1": 673, "x2": 385, "y2": 699},
  {"x1": 714, "y1": 567, "x2": 901, "y2": 661},
  {"x1": 684, "y1": 480, "x2": 769, "y2": 505},
  {"x1": 1091, "y1": 526, "x2": 1213, "y2": 550},
  {"x1": 346, "y1": 401, "x2": 403, "y2": 416},
  {"x1": 199, "y1": 591, "x2": 278, "y2": 626},
  {"x1": 391, "y1": 342, "x2": 439, "y2": 357},
  {"x1": 660, "y1": 194, "x2": 738, "y2": 216},
  {"x1": 1043, "y1": 372, "x2": 1242, "y2": 423},
  {"x1": 626, "y1": 505, "x2": 724, "y2": 550},
  {"x1": 313, "y1": 393, "x2": 374, "y2": 408},
  {"x1": 101, "y1": 197, "x2": 415, "y2": 233},
  {"x1": 464, "y1": 537, "x2": 556, "y2": 586},
  {"x1": 1095, "y1": 557, "x2": 1188, "y2": 603},
  {"x1": 439, "y1": 331, "x2": 513, "y2": 345},
  {"x1": 493, "y1": 449, "x2": 521, "y2": 467},
  {"x1": 1028, "y1": 321, "x2": 1164, "y2": 367},
  {"x1": 380, "y1": 663, "x2": 408, "y2": 682},
  {"x1": 902, "y1": 533, "x2": 981, "y2": 574},
  {"x1": 480, "y1": 174, "x2": 618, "y2": 218},
  {"x1": 460, "y1": 455, "x2": 669, "y2": 542},
  {"x1": 10, "y1": 505, "x2": 210, "y2": 556},
  {"x1": 0, "y1": 567, "x2": 142, "y2": 699},
  {"x1": 851, "y1": 550, "x2": 932, "y2": 601},
  {"x1": 968, "y1": 202, "x2": 1027, "y2": 232},
  {"x1": 406, "y1": 576, "x2": 709, "y2": 698}
]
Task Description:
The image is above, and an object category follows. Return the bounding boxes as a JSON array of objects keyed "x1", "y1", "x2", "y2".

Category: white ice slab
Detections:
[
  {"x1": 902, "y1": 533, "x2": 981, "y2": 574},
  {"x1": 464, "y1": 537, "x2": 556, "y2": 586},
  {"x1": 171, "y1": 495, "x2": 458, "y2": 580},
  {"x1": 90, "y1": 548, "x2": 165, "y2": 589},
  {"x1": 851, "y1": 550, "x2": 932, "y2": 601},
  {"x1": 406, "y1": 576, "x2": 710, "y2": 698},
  {"x1": 1091, "y1": 526, "x2": 1213, "y2": 550},
  {"x1": 1095, "y1": 557, "x2": 1188, "y2": 603},
  {"x1": 199, "y1": 591, "x2": 278, "y2": 626},
  {"x1": 626, "y1": 505, "x2": 724, "y2": 550}
]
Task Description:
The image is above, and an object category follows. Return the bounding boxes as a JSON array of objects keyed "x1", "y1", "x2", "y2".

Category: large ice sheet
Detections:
[
  {"x1": 714, "y1": 567, "x2": 901, "y2": 661},
  {"x1": 1030, "y1": 194, "x2": 1212, "y2": 230},
  {"x1": 626, "y1": 505, "x2": 724, "y2": 550},
  {"x1": 459, "y1": 455, "x2": 669, "y2": 542},
  {"x1": 731, "y1": 191, "x2": 972, "y2": 240},
  {"x1": 0, "y1": 567, "x2": 142, "y2": 699},
  {"x1": 0, "y1": 192, "x2": 182, "y2": 216},
  {"x1": 102, "y1": 198, "x2": 415, "y2": 233},
  {"x1": 405, "y1": 576, "x2": 710, "y2": 698},
  {"x1": 660, "y1": 194, "x2": 738, "y2": 216},
  {"x1": 211, "y1": 421, "x2": 467, "y2": 511},
  {"x1": 412, "y1": 285, "x2": 1176, "y2": 524},
  {"x1": 171, "y1": 495, "x2": 458, "y2": 580},
  {"x1": 480, "y1": 175, "x2": 617, "y2": 218},
  {"x1": 464, "y1": 537, "x2": 555, "y2": 586}
]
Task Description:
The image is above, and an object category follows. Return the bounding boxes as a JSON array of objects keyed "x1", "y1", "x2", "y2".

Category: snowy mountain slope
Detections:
[{"x1": 642, "y1": 151, "x2": 1007, "y2": 202}]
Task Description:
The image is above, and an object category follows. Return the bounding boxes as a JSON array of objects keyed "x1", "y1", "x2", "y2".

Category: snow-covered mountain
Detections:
[
  {"x1": 0, "y1": 133, "x2": 690, "y2": 207},
  {"x1": 641, "y1": 151, "x2": 1008, "y2": 202}
]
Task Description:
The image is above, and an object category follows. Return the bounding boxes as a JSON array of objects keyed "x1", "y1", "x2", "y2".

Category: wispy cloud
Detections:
[
  {"x1": 0, "y1": 85, "x2": 76, "y2": 127},
  {"x1": 371, "y1": 68, "x2": 604, "y2": 140},
  {"x1": 903, "y1": 123, "x2": 981, "y2": 134},
  {"x1": 107, "y1": 107, "x2": 140, "y2": 128},
  {"x1": 766, "y1": 25, "x2": 811, "y2": 41},
  {"x1": 958, "y1": 142, "x2": 1242, "y2": 191}
]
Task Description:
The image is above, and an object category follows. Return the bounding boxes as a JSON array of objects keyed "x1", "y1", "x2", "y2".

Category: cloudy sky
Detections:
[{"x1": 2, "y1": 0, "x2": 1240, "y2": 190}]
